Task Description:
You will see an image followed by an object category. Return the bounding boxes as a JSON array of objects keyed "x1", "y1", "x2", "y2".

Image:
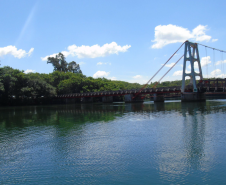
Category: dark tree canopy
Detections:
[{"x1": 47, "y1": 53, "x2": 82, "y2": 73}]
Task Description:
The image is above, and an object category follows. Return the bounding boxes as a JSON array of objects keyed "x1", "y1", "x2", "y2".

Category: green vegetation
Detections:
[
  {"x1": 0, "y1": 53, "x2": 220, "y2": 105},
  {"x1": 47, "y1": 53, "x2": 82, "y2": 73},
  {"x1": 0, "y1": 65, "x2": 194, "y2": 105}
]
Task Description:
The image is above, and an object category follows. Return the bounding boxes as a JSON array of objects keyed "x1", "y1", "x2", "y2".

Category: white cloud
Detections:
[
  {"x1": 128, "y1": 76, "x2": 149, "y2": 84},
  {"x1": 97, "y1": 62, "x2": 103, "y2": 65},
  {"x1": 24, "y1": 69, "x2": 35, "y2": 74},
  {"x1": 97, "y1": 62, "x2": 111, "y2": 65},
  {"x1": 216, "y1": 74, "x2": 226, "y2": 78},
  {"x1": 173, "y1": 70, "x2": 183, "y2": 76},
  {"x1": 200, "y1": 56, "x2": 211, "y2": 67},
  {"x1": 215, "y1": 60, "x2": 226, "y2": 66},
  {"x1": 93, "y1": 71, "x2": 110, "y2": 78},
  {"x1": 109, "y1": 76, "x2": 117, "y2": 80},
  {"x1": 172, "y1": 70, "x2": 191, "y2": 80},
  {"x1": 192, "y1": 25, "x2": 211, "y2": 41},
  {"x1": 212, "y1": 39, "x2": 218, "y2": 42},
  {"x1": 133, "y1": 75, "x2": 142, "y2": 79},
  {"x1": 210, "y1": 69, "x2": 221, "y2": 76},
  {"x1": 152, "y1": 24, "x2": 211, "y2": 49},
  {"x1": 0, "y1": 45, "x2": 34, "y2": 58},
  {"x1": 41, "y1": 42, "x2": 131, "y2": 61},
  {"x1": 188, "y1": 56, "x2": 211, "y2": 69}
]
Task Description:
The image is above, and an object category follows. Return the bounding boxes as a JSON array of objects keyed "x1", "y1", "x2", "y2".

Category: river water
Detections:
[{"x1": 0, "y1": 100, "x2": 226, "y2": 184}]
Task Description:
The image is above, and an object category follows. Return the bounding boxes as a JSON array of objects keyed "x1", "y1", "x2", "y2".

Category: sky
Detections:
[{"x1": 1, "y1": 0, "x2": 226, "y2": 84}]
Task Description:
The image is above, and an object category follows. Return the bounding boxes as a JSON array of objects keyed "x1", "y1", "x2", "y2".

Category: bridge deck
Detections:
[{"x1": 57, "y1": 79, "x2": 226, "y2": 98}]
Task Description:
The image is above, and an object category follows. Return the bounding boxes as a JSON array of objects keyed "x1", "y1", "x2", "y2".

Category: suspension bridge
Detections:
[{"x1": 56, "y1": 40, "x2": 226, "y2": 103}]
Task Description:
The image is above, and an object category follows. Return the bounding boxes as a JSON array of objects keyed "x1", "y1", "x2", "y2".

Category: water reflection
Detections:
[
  {"x1": 154, "y1": 102, "x2": 165, "y2": 112},
  {"x1": 1, "y1": 100, "x2": 226, "y2": 184}
]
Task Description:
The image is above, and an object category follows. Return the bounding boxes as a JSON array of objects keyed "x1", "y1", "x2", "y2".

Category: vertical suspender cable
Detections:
[
  {"x1": 221, "y1": 51, "x2": 223, "y2": 77},
  {"x1": 222, "y1": 52, "x2": 225, "y2": 77},
  {"x1": 222, "y1": 52, "x2": 226, "y2": 77},
  {"x1": 213, "y1": 49, "x2": 216, "y2": 78},
  {"x1": 205, "y1": 46, "x2": 208, "y2": 79}
]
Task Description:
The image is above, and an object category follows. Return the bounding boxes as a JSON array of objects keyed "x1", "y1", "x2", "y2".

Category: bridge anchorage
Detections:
[{"x1": 57, "y1": 40, "x2": 226, "y2": 104}]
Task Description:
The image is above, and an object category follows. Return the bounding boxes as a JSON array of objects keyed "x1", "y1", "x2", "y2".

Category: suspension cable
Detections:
[
  {"x1": 197, "y1": 43, "x2": 226, "y2": 53},
  {"x1": 152, "y1": 55, "x2": 184, "y2": 89},
  {"x1": 132, "y1": 42, "x2": 185, "y2": 99}
]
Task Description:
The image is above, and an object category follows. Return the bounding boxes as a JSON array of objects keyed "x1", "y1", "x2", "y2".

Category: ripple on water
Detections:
[{"x1": 1, "y1": 101, "x2": 226, "y2": 184}]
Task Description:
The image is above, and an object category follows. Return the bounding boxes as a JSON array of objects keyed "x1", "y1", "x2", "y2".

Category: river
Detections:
[{"x1": 1, "y1": 100, "x2": 226, "y2": 184}]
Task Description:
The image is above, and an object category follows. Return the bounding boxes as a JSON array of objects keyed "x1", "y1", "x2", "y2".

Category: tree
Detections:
[
  {"x1": 68, "y1": 61, "x2": 82, "y2": 73},
  {"x1": 0, "y1": 66, "x2": 19, "y2": 99},
  {"x1": 24, "y1": 73, "x2": 56, "y2": 98},
  {"x1": 47, "y1": 53, "x2": 82, "y2": 73}
]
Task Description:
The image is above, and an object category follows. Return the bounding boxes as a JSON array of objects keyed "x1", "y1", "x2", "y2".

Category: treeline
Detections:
[
  {"x1": 0, "y1": 66, "x2": 195, "y2": 100},
  {"x1": 0, "y1": 67, "x2": 209, "y2": 106},
  {"x1": 0, "y1": 66, "x2": 203, "y2": 100},
  {"x1": 0, "y1": 66, "x2": 144, "y2": 102}
]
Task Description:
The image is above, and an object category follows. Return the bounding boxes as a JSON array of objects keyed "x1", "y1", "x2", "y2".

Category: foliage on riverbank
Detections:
[
  {"x1": 0, "y1": 66, "x2": 142, "y2": 104},
  {"x1": 0, "y1": 65, "x2": 209, "y2": 105}
]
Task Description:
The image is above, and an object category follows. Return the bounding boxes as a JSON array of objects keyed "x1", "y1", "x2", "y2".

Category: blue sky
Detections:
[{"x1": 1, "y1": 0, "x2": 226, "y2": 84}]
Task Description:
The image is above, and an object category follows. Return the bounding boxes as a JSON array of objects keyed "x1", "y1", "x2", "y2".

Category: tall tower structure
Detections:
[
  {"x1": 181, "y1": 41, "x2": 206, "y2": 102},
  {"x1": 181, "y1": 41, "x2": 203, "y2": 93}
]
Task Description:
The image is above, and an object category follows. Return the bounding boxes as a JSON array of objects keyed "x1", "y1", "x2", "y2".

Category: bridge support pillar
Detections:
[
  {"x1": 181, "y1": 92, "x2": 206, "y2": 102},
  {"x1": 81, "y1": 97, "x2": 93, "y2": 103},
  {"x1": 102, "y1": 96, "x2": 113, "y2": 103},
  {"x1": 124, "y1": 94, "x2": 143, "y2": 103},
  {"x1": 153, "y1": 94, "x2": 164, "y2": 102}
]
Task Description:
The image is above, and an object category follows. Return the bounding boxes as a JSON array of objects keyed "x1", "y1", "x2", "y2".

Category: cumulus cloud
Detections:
[
  {"x1": 215, "y1": 60, "x2": 226, "y2": 66},
  {"x1": 188, "y1": 56, "x2": 211, "y2": 69},
  {"x1": 173, "y1": 70, "x2": 183, "y2": 76},
  {"x1": 97, "y1": 62, "x2": 103, "y2": 65},
  {"x1": 216, "y1": 74, "x2": 226, "y2": 78},
  {"x1": 109, "y1": 76, "x2": 117, "y2": 80},
  {"x1": 24, "y1": 69, "x2": 35, "y2": 74},
  {"x1": 41, "y1": 42, "x2": 131, "y2": 61},
  {"x1": 210, "y1": 69, "x2": 221, "y2": 76},
  {"x1": 0, "y1": 45, "x2": 34, "y2": 58},
  {"x1": 133, "y1": 75, "x2": 142, "y2": 79},
  {"x1": 152, "y1": 24, "x2": 212, "y2": 49},
  {"x1": 129, "y1": 76, "x2": 150, "y2": 84},
  {"x1": 93, "y1": 71, "x2": 110, "y2": 78},
  {"x1": 200, "y1": 56, "x2": 211, "y2": 67},
  {"x1": 212, "y1": 39, "x2": 218, "y2": 42}
]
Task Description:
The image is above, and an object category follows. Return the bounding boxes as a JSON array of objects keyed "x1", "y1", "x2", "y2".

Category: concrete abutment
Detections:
[
  {"x1": 181, "y1": 92, "x2": 206, "y2": 102},
  {"x1": 153, "y1": 94, "x2": 165, "y2": 102}
]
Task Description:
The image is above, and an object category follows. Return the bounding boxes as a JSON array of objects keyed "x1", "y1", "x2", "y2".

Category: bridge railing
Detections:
[{"x1": 197, "y1": 79, "x2": 226, "y2": 89}]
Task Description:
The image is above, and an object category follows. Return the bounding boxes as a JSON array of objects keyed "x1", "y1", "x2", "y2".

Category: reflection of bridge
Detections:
[{"x1": 57, "y1": 41, "x2": 226, "y2": 103}]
